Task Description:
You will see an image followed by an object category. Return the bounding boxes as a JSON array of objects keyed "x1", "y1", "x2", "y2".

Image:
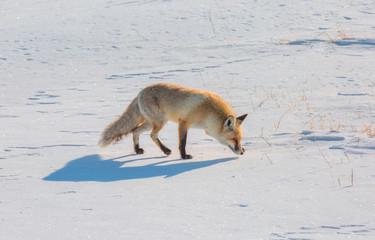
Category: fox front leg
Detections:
[{"x1": 178, "y1": 121, "x2": 193, "y2": 159}]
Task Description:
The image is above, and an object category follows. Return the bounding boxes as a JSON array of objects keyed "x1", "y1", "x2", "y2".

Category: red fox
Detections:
[{"x1": 99, "y1": 83, "x2": 247, "y2": 159}]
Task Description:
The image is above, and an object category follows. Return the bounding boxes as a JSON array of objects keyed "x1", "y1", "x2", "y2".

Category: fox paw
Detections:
[
  {"x1": 182, "y1": 154, "x2": 193, "y2": 159},
  {"x1": 135, "y1": 148, "x2": 145, "y2": 154},
  {"x1": 163, "y1": 148, "x2": 172, "y2": 155}
]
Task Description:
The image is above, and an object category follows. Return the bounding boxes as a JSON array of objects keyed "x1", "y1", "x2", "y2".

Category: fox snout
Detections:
[
  {"x1": 227, "y1": 140, "x2": 245, "y2": 155},
  {"x1": 231, "y1": 145, "x2": 245, "y2": 155}
]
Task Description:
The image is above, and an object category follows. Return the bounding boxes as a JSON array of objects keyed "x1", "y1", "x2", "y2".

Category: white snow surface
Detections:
[{"x1": 1, "y1": 0, "x2": 375, "y2": 239}]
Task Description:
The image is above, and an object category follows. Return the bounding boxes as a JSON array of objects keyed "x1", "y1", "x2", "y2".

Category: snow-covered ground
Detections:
[{"x1": 1, "y1": 0, "x2": 375, "y2": 239}]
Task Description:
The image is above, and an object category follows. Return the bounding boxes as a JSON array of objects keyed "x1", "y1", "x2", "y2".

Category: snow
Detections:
[{"x1": 1, "y1": 0, "x2": 375, "y2": 239}]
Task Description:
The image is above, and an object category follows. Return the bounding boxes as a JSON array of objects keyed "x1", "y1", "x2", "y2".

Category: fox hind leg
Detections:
[
  {"x1": 132, "y1": 121, "x2": 151, "y2": 154},
  {"x1": 150, "y1": 120, "x2": 171, "y2": 155}
]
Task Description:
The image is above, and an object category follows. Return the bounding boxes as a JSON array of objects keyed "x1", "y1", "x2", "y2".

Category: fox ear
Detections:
[
  {"x1": 224, "y1": 116, "x2": 235, "y2": 131},
  {"x1": 236, "y1": 114, "x2": 248, "y2": 125}
]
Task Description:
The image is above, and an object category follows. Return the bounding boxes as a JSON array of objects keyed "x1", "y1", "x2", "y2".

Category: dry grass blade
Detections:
[
  {"x1": 315, "y1": 141, "x2": 332, "y2": 168},
  {"x1": 250, "y1": 95, "x2": 256, "y2": 112},
  {"x1": 260, "y1": 135, "x2": 272, "y2": 147},
  {"x1": 133, "y1": 29, "x2": 149, "y2": 41},
  {"x1": 257, "y1": 98, "x2": 269, "y2": 108},
  {"x1": 351, "y1": 168, "x2": 354, "y2": 187},
  {"x1": 208, "y1": 11, "x2": 216, "y2": 36},
  {"x1": 344, "y1": 152, "x2": 351, "y2": 163},
  {"x1": 262, "y1": 153, "x2": 273, "y2": 165},
  {"x1": 336, "y1": 23, "x2": 351, "y2": 40},
  {"x1": 361, "y1": 122, "x2": 375, "y2": 137},
  {"x1": 275, "y1": 111, "x2": 289, "y2": 133}
]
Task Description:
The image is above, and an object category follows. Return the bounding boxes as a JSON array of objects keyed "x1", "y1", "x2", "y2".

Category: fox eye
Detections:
[{"x1": 232, "y1": 138, "x2": 238, "y2": 144}]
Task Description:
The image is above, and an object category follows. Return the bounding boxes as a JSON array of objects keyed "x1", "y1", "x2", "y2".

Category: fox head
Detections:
[{"x1": 207, "y1": 114, "x2": 248, "y2": 155}]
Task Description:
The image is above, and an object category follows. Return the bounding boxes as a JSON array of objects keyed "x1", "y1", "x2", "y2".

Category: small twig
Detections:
[
  {"x1": 351, "y1": 168, "x2": 354, "y2": 187},
  {"x1": 275, "y1": 111, "x2": 289, "y2": 133},
  {"x1": 247, "y1": 90, "x2": 256, "y2": 113},
  {"x1": 262, "y1": 153, "x2": 273, "y2": 165},
  {"x1": 260, "y1": 135, "x2": 272, "y2": 147},
  {"x1": 208, "y1": 11, "x2": 216, "y2": 36},
  {"x1": 199, "y1": 72, "x2": 206, "y2": 87},
  {"x1": 315, "y1": 141, "x2": 332, "y2": 168},
  {"x1": 132, "y1": 29, "x2": 149, "y2": 41},
  {"x1": 344, "y1": 152, "x2": 351, "y2": 163},
  {"x1": 302, "y1": 109, "x2": 328, "y2": 129},
  {"x1": 257, "y1": 98, "x2": 269, "y2": 108},
  {"x1": 361, "y1": 121, "x2": 375, "y2": 137},
  {"x1": 329, "y1": 171, "x2": 335, "y2": 186},
  {"x1": 296, "y1": 146, "x2": 305, "y2": 151}
]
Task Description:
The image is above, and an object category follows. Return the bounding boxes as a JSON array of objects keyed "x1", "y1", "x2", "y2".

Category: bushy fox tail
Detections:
[{"x1": 98, "y1": 97, "x2": 144, "y2": 148}]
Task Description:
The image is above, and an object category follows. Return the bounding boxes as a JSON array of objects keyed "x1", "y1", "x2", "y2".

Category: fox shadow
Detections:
[{"x1": 43, "y1": 154, "x2": 236, "y2": 182}]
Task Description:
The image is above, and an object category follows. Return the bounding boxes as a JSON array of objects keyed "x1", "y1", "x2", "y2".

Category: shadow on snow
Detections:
[
  {"x1": 43, "y1": 154, "x2": 236, "y2": 182},
  {"x1": 286, "y1": 38, "x2": 375, "y2": 47}
]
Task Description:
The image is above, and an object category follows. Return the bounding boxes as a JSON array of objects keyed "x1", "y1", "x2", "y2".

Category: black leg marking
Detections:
[
  {"x1": 179, "y1": 131, "x2": 192, "y2": 159},
  {"x1": 132, "y1": 121, "x2": 151, "y2": 155},
  {"x1": 134, "y1": 144, "x2": 144, "y2": 154},
  {"x1": 157, "y1": 139, "x2": 171, "y2": 155}
]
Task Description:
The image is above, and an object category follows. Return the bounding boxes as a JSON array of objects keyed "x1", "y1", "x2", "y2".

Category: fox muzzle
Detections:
[{"x1": 229, "y1": 145, "x2": 245, "y2": 155}]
